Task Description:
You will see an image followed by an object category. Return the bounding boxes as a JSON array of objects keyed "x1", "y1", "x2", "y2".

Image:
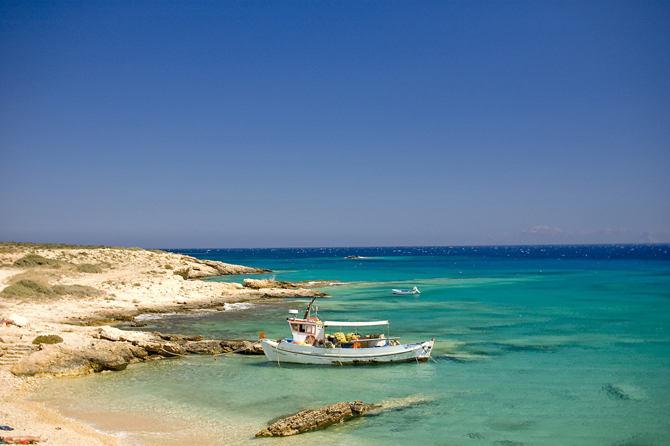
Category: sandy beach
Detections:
[{"x1": 0, "y1": 243, "x2": 323, "y2": 445}]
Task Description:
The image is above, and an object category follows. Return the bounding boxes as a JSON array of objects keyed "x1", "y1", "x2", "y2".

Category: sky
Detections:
[{"x1": 1, "y1": 1, "x2": 668, "y2": 248}]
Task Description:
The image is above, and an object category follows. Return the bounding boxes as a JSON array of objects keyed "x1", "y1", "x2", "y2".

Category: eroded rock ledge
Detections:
[
  {"x1": 10, "y1": 327, "x2": 263, "y2": 378},
  {"x1": 175, "y1": 257, "x2": 271, "y2": 279},
  {"x1": 256, "y1": 401, "x2": 372, "y2": 437}
]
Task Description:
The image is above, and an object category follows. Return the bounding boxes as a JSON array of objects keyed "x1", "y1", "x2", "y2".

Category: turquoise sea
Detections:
[{"x1": 37, "y1": 246, "x2": 670, "y2": 446}]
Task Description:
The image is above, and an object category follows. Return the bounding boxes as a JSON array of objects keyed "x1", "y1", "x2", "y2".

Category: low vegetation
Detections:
[
  {"x1": 51, "y1": 284, "x2": 103, "y2": 297},
  {"x1": 0, "y1": 242, "x2": 110, "y2": 252},
  {"x1": 2, "y1": 279, "x2": 52, "y2": 296},
  {"x1": 13, "y1": 253, "x2": 63, "y2": 267},
  {"x1": 76, "y1": 263, "x2": 102, "y2": 273},
  {"x1": 32, "y1": 335, "x2": 64, "y2": 345},
  {"x1": 2, "y1": 279, "x2": 102, "y2": 298}
]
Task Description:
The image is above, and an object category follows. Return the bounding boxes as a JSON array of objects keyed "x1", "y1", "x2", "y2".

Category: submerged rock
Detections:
[
  {"x1": 603, "y1": 383, "x2": 630, "y2": 400},
  {"x1": 255, "y1": 401, "x2": 371, "y2": 437}
]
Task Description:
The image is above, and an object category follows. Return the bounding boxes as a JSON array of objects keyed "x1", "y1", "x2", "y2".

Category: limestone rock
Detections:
[
  {"x1": 160, "y1": 342, "x2": 186, "y2": 356},
  {"x1": 184, "y1": 340, "x2": 227, "y2": 355},
  {"x1": 243, "y1": 279, "x2": 298, "y2": 289},
  {"x1": 129, "y1": 344, "x2": 148, "y2": 359},
  {"x1": 8, "y1": 314, "x2": 28, "y2": 327},
  {"x1": 220, "y1": 340, "x2": 263, "y2": 355},
  {"x1": 10, "y1": 340, "x2": 140, "y2": 377},
  {"x1": 172, "y1": 258, "x2": 270, "y2": 280},
  {"x1": 256, "y1": 401, "x2": 371, "y2": 437}
]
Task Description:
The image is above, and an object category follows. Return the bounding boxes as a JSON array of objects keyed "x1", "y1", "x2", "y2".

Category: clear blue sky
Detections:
[{"x1": 1, "y1": 1, "x2": 668, "y2": 248}]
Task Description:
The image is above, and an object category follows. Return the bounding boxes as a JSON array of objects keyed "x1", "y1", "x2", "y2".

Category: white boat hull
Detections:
[{"x1": 261, "y1": 339, "x2": 434, "y2": 365}]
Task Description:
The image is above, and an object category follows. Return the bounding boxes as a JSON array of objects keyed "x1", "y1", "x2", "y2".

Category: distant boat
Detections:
[{"x1": 392, "y1": 286, "x2": 420, "y2": 295}]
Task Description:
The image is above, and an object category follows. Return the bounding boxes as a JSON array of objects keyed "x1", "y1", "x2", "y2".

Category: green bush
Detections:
[
  {"x1": 2, "y1": 279, "x2": 52, "y2": 296},
  {"x1": 13, "y1": 254, "x2": 62, "y2": 267},
  {"x1": 77, "y1": 263, "x2": 102, "y2": 273},
  {"x1": 32, "y1": 335, "x2": 64, "y2": 345},
  {"x1": 164, "y1": 264, "x2": 173, "y2": 269}
]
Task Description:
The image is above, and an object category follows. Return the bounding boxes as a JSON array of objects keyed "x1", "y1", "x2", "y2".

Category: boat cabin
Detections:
[{"x1": 286, "y1": 309, "x2": 392, "y2": 348}]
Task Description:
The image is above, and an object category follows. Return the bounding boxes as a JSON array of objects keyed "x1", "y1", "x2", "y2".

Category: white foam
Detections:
[
  {"x1": 222, "y1": 302, "x2": 254, "y2": 311},
  {"x1": 134, "y1": 312, "x2": 178, "y2": 321}
]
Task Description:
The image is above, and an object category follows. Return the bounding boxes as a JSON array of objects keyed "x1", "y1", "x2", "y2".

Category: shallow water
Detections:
[{"x1": 37, "y1": 246, "x2": 670, "y2": 445}]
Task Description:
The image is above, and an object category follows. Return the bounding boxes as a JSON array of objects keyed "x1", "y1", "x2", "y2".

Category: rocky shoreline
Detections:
[{"x1": 0, "y1": 243, "x2": 331, "y2": 445}]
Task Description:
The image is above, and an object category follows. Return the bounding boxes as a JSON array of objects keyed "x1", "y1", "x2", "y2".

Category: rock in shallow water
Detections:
[{"x1": 255, "y1": 401, "x2": 370, "y2": 437}]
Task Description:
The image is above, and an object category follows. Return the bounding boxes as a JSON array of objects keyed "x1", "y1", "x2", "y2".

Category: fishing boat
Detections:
[
  {"x1": 392, "y1": 286, "x2": 420, "y2": 295},
  {"x1": 260, "y1": 298, "x2": 434, "y2": 365}
]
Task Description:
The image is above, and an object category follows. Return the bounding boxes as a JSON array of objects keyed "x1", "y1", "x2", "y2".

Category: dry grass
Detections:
[
  {"x1": 13, "y1": 253, "x2": 64, "y2": 267},
  {"x1": 51, "y1": 284, "x2": 103, "y2": 297},
  {"x1": 2, "y1": 279, "x2": 52, "y2": 296},
  {"x1": 1, "y1": 274, "x2": 104, "y2": 298},
  {"x1": 76, "y1": 263, "x2": 103, "y2": 273},
  {"x1": 8, "y1": 268, "x2": 64, "y2": 286}
]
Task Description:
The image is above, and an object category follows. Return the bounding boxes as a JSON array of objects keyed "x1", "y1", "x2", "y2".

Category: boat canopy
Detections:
[{"x1": 322, "y1": 321, "x2": 389, "y2": 327}]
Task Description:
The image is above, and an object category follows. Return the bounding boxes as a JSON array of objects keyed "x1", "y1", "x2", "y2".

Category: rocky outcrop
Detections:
[
  {"x1": 184, "y1": 340, "x2": 229, "y2": 355},
  {"x1": 10, "y1": 340, "x2": 144, "y2": 377},
  {"x1": 256, "y1": 401, "x2": 371, "y2": 437},
  {"x1": 243, "y1": 279, "x2": 298, "y2": 289},
  {"x1": 177, "y1": 257, "x2": 271, "y2": 279},
  {"x1": 9, "y1": 326, "x2": 264, "y2": 377},
  {"x1": 242, "y1": 279, "x2": 330, "y2": 298}
]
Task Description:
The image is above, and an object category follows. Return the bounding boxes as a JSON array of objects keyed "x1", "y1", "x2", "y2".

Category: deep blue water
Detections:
[{"x1": 38, "y1": 245, "x2": 670, "y2": 445}]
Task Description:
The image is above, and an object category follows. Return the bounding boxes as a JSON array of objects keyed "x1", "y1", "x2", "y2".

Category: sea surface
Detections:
[{"x1": 37, "y1": 245, "x2": 670, "y2": 446}]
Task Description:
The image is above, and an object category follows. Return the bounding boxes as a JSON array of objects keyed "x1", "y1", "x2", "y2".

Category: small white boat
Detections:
[
  {"x1": 392, "y1": 286, "x2": 420, "y2": 295},
  {"x1": 260, "y1": 299, "x2": 434, "y2": 365}
]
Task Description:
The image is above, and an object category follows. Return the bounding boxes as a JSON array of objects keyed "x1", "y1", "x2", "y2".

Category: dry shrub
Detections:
[
  {"x1": 51, "y1": 284, "x2": 103, "y2": 297},
  {"x1": 2, "y1": 279, "x2": 103, "y2": 298},
  {"x1": 77, "y1": 263, "x2": 102, "y2": 273},
  {"x1": 13, "y1": 253, "x2": 63, "y2": 267},
  {"x1": 2, "y1": 279, "x2": 52, "y2": 296},
  {"x1": 32, "y1": 334, "x2": 64, "y2": 344}
]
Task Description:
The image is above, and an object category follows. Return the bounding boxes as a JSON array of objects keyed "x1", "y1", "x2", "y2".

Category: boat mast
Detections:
[{"x1": 303, "y1": 295, "x2": 318, "y2": 319}]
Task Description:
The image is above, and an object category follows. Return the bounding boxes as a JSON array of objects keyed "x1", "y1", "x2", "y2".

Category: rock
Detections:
[
  {"x1": 129, "y1": 344, "x2": 148, "y2": 359},
  {"x1": 10, "y1": 340, "x2": 139, "y2": 377},
  {"x1": 184, "y1": 340, "x2": 226, "y2": 355},
  {"x1": 156, "y1": 333, "x2": 185, "y2": 342},
  {"x1": 220, "y1": 340, "x2": 263, "y2": 355},
  {"x1": 603, "y1": 383, "x2": 629, "y2": 400},
  {"x1": 189, "y1": 258, "x2": 271, "y2": 277},
  {"x1": 160, "y1": 342, "x2": 185, "y2": 356},
  {"x1": 172, "y1": 258, "x2": 270, "y2": 280},
  {"x1": 173, "y1": 268, "x2": 191, "y2": 280},
  {"x1": 184, "y1": 335, "x2": 204, "y2": 341},
  {"x1": 84, "y1": 340, "x2": 136, "y2": 371},
  {"x1": 256, "y1": 401, "x2": 371, "y2": 437},
  {"x1": 259, "y1": 288, "x2": 329, "y2": 298},
  {"x1": 243, "y1": 279, "x2": 298, "y2": 289},
  {"x1": 8, "y1": 314, "x2": 28, "y2": 327},
  {"x1": 98, "y1": 328, "x2": 120, "y2": 341}
]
